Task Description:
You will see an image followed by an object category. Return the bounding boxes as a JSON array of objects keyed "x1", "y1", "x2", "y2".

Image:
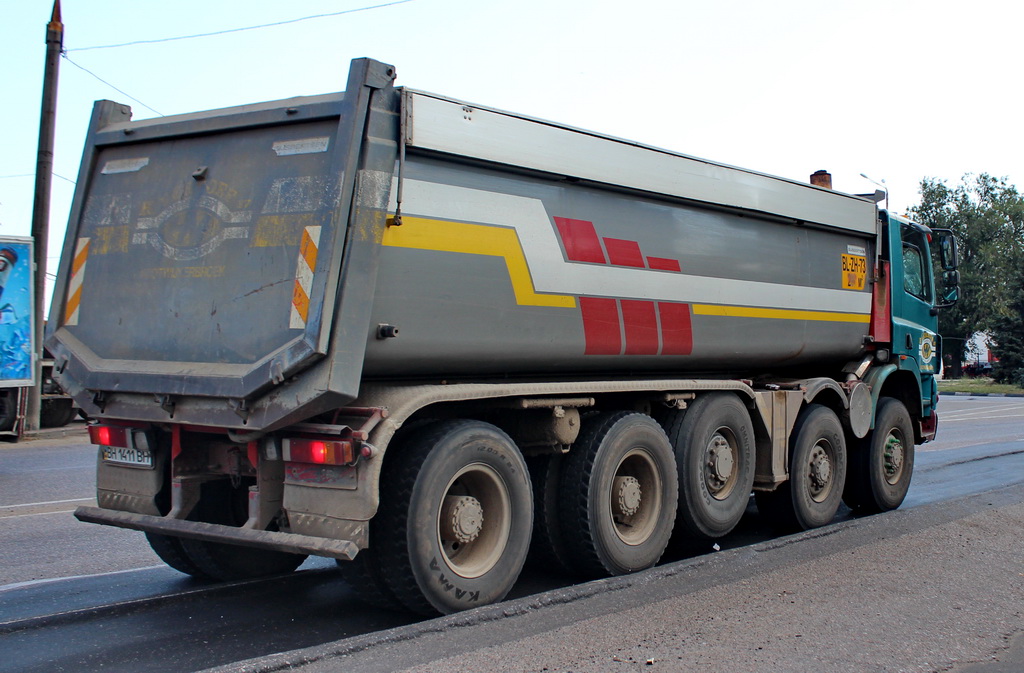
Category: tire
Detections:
[
  {"x1": 373, "y1": 420, "x2": 533, "y2": 615},
  {"x1": 145, "y1": 532, "x2": 213, "y2": 579},
  {"x1": 525, "y1": 454, "x2": 573, "y2": 573},
  {"x1": 757, "y1": 404, "x2": 847, "y2": 531},
  {"x1": 40, "y1": 398, "x2": 76, "y2": 428},
  {"x1": 178, "y1": 480, "x2": 307, "y2": 581},
  {"x1": 664, "y1": 393, "x2": 755, "y2": 540},
  {"x1": 0, "y1": 390, "x2": 16, "y2": 431},
  {"x1": 335, "y1": 549, "x2": 405, "y2": 611},
  {"x1": 558, "y1": 412, "x2": 678, "y2": 578},
  {"x1": 843, "y1": 398, "x2": 915, "y2": 513}
]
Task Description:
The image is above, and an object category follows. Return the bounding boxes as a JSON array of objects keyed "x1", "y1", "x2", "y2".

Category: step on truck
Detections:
[{"x1": 48, "y1": 58, "x2": 960, "y2": 615}]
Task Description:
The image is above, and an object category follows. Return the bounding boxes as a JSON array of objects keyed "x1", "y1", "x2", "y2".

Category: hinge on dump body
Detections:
[{"x1": 229, "y1": 398, "x2": 250, "y2": 423}]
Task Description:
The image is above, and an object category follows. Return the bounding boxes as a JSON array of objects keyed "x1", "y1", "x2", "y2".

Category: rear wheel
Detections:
[
  {"x1": 374, "y1": 420, "x2": 532, "y2": 615},
  {"x1": 844, "y1": 398, "x2": 915, "y2": 513},
  {"x1": 335, "y1": 548, "x2": 405, "y2": 611},
  {"x1": 756, "y1": 404, "x2": 847, "y2": 531},
  {"x1": 145, "y1": 532, "x2": 213, "y2": 579},
  {"x1": 525, "y1": 454, "x2": 572, "y2": 573},
  {"x1": 559, "y1": 412, "x2": 677, "y2": 578},
  {"x1": 178, "y1": 480, "x2": 307, "y2": 581},
  {"x1": 664, "y1": 393, "x2": 755, "y2": 540}
]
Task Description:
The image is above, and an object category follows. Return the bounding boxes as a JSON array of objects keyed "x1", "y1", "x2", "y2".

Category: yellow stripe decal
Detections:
[
  {"x1": 692, "y1": 304, "x2": 870, "y2": 323},
  {"x1": 383, "y1": 215, "x2": 869, "y2": 324},
  {"x1": 383, "y1": 216, "x2": 576, "y2": 308}
]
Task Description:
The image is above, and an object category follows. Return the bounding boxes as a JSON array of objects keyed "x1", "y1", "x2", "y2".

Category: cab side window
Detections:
[{"x1": 902, "y1": 243, "x2": 928, "y2": 300}]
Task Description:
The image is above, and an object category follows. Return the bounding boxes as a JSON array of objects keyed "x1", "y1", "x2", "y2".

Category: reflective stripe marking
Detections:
[
  {"x1": 64, "y1": 238, "x2": 90, "y2": 326},
  {"x1": 621, "y1": 300, "x2": 659, "y2": 354},
  {"x1": 580, "y1": 297, "x2": 621, "y2": 355},
  {"x1": 289, "y1": 226, "x2": 321, "y2": 329},
  {"x1": 383, "y1": 216, "x2": 576, "y2": 308},
  {"x1": 691, "y1": 304, "x2": 871, "y2": 323},
  {"x1": 604, "y1": 238, "x2": 645, "y2": 268},
  {"x1": 658, "y1": 302, "x2": 693, "y2": 355}
]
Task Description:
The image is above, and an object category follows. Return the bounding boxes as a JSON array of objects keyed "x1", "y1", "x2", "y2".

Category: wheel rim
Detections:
[
  {"x1": 609, "y1": 448, "x2": 662, "y2": 546},
  {"x1": 806, "y1": 439, "x2": 836, "y2": 503},
  {"x1": 882, "y1": 430, "x2": 906, "y2": 485},
  {"x1": 704, "y1": 427, "x2": 739, "y2": 500},
  {"x1": 436, "y1": 462, "x2": 511, "y2": 579}
]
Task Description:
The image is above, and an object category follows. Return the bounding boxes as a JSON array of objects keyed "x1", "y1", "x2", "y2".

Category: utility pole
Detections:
[{"x1": 27, "y1": 1, "x2": 63, "y2": 431}]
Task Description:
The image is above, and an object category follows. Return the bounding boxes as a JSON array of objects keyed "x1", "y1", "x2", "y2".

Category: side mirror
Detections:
[{"x1": 933, "y1": 229, "x2": 958, "y2": 270}]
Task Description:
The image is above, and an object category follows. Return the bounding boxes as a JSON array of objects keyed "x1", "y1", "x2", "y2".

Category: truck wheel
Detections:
[
  {"x1": 145, "y1": 532, "x2": 213, "y2": 579},
  {"x1": 179, "y1": 481, "x2": 307, "y2": 581},
  {"x1": 843, "y1": 398, "x2": 915, "y2": 513},
  {"x1": 558, "y1": 412, "x2": 677, "y2": 578},
  {"x1": 0, "y1": 390, "x2": 16, "y2": 431},
  {"x1": 40, "y1": 398, "x2": 77, "y2": 427},
  {"x1": 374, "y1": 420, "x2": 532, "y2": 615},
  {"x1": 664, "y1": 393, "x2": 755, "y2": 539},
  {"x1": 335, "y1": 549, "x2": 405, "y2": 611},
  {"x1": 756, "y1": 404, "x2": 847, "y2": 531},
  {"x1": 525, "y1": 454, "x2": 572, "y2": 573}
]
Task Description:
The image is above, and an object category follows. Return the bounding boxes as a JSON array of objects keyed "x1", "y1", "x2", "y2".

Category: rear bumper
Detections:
[{"x1": 74, "y1": 506, "x2": 359, "y2": 560}]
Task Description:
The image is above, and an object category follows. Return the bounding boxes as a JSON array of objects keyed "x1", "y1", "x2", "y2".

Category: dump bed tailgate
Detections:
[{"x1": 46, "y1": 59, "x2": 399, "y2": 430}]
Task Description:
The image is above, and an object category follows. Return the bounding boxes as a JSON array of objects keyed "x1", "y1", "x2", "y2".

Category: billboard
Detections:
[{"x1": 0, "y1": 237, "x2": 36, "y2": 387}]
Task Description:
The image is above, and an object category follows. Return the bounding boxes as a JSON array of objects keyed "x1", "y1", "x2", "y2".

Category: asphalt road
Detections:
[{"x1": 1, "y1": 396, "x2": 1022, "y2": 672}]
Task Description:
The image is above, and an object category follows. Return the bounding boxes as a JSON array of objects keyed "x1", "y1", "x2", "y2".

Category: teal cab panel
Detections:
[{"x1": 886, "y1": 212, "x2": 940, "y2": 418}]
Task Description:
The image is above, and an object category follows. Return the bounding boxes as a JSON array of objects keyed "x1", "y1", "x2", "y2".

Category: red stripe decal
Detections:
[
  {"x1": 658, "y1": 302, "x2": 693, "y2": 355},
  {"x1": 869, "y1": 261, "x2": 891, "y2": 343},
  {"x1": 647, "y1": 256, "x2": 682, "y2": 272},
  {"x1": 621, "y1": 300, "x2": 659, "y2": 355},
  {"x1": 554, "y1": 217, "x2": 607, "y2": 264},
  {"x1": 603, "y1": 238, "x2": 645, "y2": 268},
  {"x1": 580, "y1": 297, "x2": 621, "y2": 355}
]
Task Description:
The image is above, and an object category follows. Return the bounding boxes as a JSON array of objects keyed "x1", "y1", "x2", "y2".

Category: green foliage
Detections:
[
  {"x1": 990, "y1": 267, "x2": 1024, "y2": 386},
  {"x1": 909, "y1": 174, "x2": 1024, "y2": 377}
]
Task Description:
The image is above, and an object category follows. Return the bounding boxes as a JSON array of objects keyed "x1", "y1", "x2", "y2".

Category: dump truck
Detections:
[{"x1": 48, "y1": 58, "x2": 959, "y2": 615}]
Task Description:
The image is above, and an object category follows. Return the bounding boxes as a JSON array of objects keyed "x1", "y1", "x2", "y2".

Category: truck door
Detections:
[{"x1": 889, "y1": 216, "x2": 939, "y2": 416}]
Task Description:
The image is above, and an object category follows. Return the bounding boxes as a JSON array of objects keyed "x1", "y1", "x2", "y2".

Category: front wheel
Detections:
[
  {"x1": 374, "y1": 420, "x2": 533, "y2": 615},
  {"x1": 843, "y1": 398, "x2": 915, "y2": 513}
]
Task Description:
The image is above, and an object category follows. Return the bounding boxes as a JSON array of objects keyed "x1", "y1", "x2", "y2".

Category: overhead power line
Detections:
[
  {"x1": 67, "y1": 0, "x2": 416, "y2": 52},
  {"x1": 0, "y1": 172, "x2": 76, "y2": 184},
  {"x1": 62, "y1": 55, "x2": 164, "y2": 116}
]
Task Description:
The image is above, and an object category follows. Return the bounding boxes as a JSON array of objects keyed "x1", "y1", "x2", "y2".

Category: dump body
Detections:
[
  {"x1": 48, "y1": 66, "x2": 878, "y2": 431},
  {"x1": 53, "y1": 59, "x2": 956, "y2": 616}
]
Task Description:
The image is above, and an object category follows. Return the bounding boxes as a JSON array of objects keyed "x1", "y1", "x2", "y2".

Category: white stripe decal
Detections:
[{"x1": 389, "y1": 180, "x2": 872, "y2": 315}]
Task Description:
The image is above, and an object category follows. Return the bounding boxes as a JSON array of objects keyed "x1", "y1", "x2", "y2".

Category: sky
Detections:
[{"x1": 2, "y1": 0, "x2": 1022, "y2": 305}]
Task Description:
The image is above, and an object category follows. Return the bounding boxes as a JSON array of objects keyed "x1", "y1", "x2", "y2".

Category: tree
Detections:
[
  {"x1": 989, "y1": 267, "x2": 1024, "y2": 386},
  {"x1": 909, "y1": 174, "x2": 1024, "y2": 378}
]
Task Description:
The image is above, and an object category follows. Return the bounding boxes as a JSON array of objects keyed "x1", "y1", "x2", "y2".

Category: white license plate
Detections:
[{"x1": 101, "y1": 445, "x2": 154, "y2": 468}]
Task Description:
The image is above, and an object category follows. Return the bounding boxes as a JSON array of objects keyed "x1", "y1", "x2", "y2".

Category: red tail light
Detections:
[
  {"x1": 284, "y1": 438, "x2": 355, "y2": 465},
  {"x1": 89, "y1": 425, "x2": 129, "y2": 448}
]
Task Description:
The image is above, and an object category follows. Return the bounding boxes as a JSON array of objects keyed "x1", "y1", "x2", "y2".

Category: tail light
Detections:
[
  {"x1": 89, "y1": 424, "x2": 129, "y2": 448},
  {"x1": 89, "y1": 424, "x2": 152, "y2": 451},
  {"x1": 283, "y1": 438, "x2": 357, "y2": 466}
]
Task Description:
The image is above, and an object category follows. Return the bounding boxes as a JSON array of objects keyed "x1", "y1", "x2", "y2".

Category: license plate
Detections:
[{"x1": 101, "y1": 445, "x2": 154, "y2": 468}]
